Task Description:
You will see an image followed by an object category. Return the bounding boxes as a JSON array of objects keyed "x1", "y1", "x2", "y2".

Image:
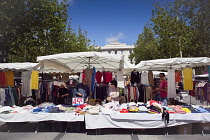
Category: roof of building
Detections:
[{"x1": 100, "y1": 41, "x2": 135, "y2": 50}]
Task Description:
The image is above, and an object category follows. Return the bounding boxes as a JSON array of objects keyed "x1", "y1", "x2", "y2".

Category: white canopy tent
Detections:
[
  {"x1": 36, "y1": 52, "x2": 124, "y2": 73},
  {"x1": 0, "y1": 63, "x2": 38, "y2": 71},
  {"x1": 0, "y1": 62, "x2": 73, "y2": 73},
  {"x1": 136, "y1": 57, "x2": 210, "y2": 71},
  {"x1": 136, "y1": 57, "x2": 210, "y2": 99},
  {"x1": 121, "y1": 59, "x2": 137, "y2": 74}
]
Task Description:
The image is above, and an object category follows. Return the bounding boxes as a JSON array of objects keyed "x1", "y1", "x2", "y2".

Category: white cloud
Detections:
[{"x1": 105, "y1": 32, "x2": 125, "y2": 44}]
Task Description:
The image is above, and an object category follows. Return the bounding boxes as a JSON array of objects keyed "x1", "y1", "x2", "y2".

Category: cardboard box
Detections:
[
  {"x1": 178, "y1": 123, "x2": 192, "y2": 134},
  {"x1": 88, "y1": 99, "x2": 101, "y2": 105}
]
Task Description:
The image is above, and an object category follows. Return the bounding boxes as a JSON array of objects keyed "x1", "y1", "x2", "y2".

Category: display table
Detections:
[
  {"x1": 110, "y1": 113, "x2": 210, "y2": 122},
  {"x1": 0, "y1": 113, "x2": 84, "y2": 133},
  {"x1": 85, "y1": 113, "x2": 210, "y2": 129},
  {"x1": 1, "y1": 112, "x2": 210, "y2": 134},
  {"x1": 0, "y1": 113, "x2": 84, "y2": 122}
]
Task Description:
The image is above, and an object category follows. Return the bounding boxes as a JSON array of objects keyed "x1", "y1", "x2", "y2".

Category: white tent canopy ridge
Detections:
[
  {"x1": 136, "y1": 57, "x2": 210, "y2": 70},
  {"x1": 0, "y1": 62, "x2": 38, "y2": 71},
  {"x1": 36, "y1": 52, "x2": 124, "y2": 72}
]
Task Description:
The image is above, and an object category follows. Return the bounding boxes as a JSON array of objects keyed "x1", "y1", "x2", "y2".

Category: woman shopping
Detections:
[
  {"x1": 57, "y1": 82, "x2": 69, "y2": 104},
  {"x1": 107, "y1": 80, "x2": 120, "y2": 104}
]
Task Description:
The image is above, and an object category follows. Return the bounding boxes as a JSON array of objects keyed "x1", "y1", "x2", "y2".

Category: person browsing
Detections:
[
  {"x1": 74, "y1": 78, "x2": 90, "y2": 102},
  {"x1": 107, "y1": 80, "x2": 120, "y2": 104},
  {"x1": 57, "y1": 82, "x2": 69, "y2": 104},
  {"x1": 156, "y1": 73, "x2": 168, "y2": 106}
]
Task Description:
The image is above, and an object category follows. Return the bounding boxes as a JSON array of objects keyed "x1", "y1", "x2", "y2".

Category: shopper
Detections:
[
  {"x1": 156, "y1": 73, "x2": 168, "y2": 106},
  {"x1": 75, "y1": 78, "x2": 90, "y2": 102},
  {"x1": 107, "y1": 80, "x2": 120, "y2": 104},
  {"x1": 57, "y1": 82, "x2": 69, "y2": 104}
]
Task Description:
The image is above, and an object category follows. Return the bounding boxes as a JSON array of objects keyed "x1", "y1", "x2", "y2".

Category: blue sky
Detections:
[{"x1": 67, "y1": 0, "x2": 162, "y2": 47}]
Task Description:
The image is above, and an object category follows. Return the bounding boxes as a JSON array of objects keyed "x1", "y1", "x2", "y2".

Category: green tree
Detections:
[
  {"x1": 130, "y1": 26, "x2": 160, "y2": 64},
  {"x1": 0, "y1": 0, "x2": 95, "y2": 62},
  {"x1": 132, "y1": 0, "x2": 210, "y2": 62}
]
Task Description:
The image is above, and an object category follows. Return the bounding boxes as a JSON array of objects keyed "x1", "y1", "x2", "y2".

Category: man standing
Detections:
[{"x1": 156, "y1": 73, "x2": 168, "y2": 106}]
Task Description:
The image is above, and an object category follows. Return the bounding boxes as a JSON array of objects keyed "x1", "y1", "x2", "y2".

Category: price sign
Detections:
[{"x1": 72, "y1": 97, "x2": 84, "y2": 105}]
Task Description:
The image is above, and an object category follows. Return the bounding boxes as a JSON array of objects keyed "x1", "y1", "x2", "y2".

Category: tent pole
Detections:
[
  {"x1": 190, "y1": 91, "x2": 191, "y2": 104},
  {"x1": 41, "y1": 72, "x2": 44, "y2": 80},
  {"x1": 88, "y1": 58, "x2": 90, "y2": 68}
]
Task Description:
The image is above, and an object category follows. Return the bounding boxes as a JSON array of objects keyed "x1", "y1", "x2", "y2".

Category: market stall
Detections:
[
  {"x1": 2, "y1": 55, "x2": 210, "y2": 135},
  {"x1": 135, "y1": 57, "x2": 210, "y2": 99}
]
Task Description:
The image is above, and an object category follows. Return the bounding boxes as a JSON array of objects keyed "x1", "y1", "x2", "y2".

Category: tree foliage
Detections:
[
  {"x1": 130, "y1": 26, "x2": 160, "y2": 64},
  {"x1": 131, "y1": 0, "x2": 210, "y2": 63},
  {"x1": 0, "y1": 0, "x2": 95, "y2": 62}
]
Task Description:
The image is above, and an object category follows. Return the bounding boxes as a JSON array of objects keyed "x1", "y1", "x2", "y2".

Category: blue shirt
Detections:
[{"x1": 75, "y1": 83, "x2": 90, "y2": 99}]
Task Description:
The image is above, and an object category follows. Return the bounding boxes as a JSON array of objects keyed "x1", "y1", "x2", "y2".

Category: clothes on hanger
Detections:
[
  {"x1": 141, "y1": 71, "x2": 149, "y2": 85},
  {"x1": 130, "y1": 70, "x2": 140, "y2": 84},
  {"x1": 183, "y1": 67, "x2": 193, "y2": 90},
  {"x1": 95, "y1": 71, "x2": 102, "y2": 84},
  {"x1": 5, "y1": 71, "x2": 14, "y2": 87},
  {"x1": 0, "y1": 72, "x2": 7, "y2": 87}
]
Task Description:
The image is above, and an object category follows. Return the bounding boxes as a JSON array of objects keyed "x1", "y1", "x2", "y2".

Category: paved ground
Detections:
[
  {"x1": 1, "y1": 131, "x2": 210, "y2": 140},
  {"x1": 1, "y1": 121, "x2": 210, "y2": 140}
]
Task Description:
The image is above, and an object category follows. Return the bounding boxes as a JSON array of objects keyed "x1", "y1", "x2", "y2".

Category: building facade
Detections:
[{"x1": 100, "y1": 41, "x2": 135, "y2": 63}]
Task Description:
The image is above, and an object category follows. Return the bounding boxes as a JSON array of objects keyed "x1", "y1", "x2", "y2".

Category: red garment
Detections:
[
  {"x1": 149, "y1": 100, "x2": 158, "y2": 106},
  {"x1": 106, "y1": 72, "x2": 113, "y2": 83},
  {"x1": 82, "y1": 69, "x2": 86, "y2": 80},
  {"x1": 0, "y1": 72, "x2": 7, "y2": 87},
  {"x1": 102, "y1": 71, "x2": 106, "y2": 84},
  {"x1": 159, "y1": 80, "x2": 168, "y2": 98},
  {"x1": 95, "y1": 71, "x2": 102, "y2": 84},
  {"x1": 105, "y1": 72, "x2": 110, "y2": 83},
  {"x1": 175, "y1": 71, "x2": 182, "y2": 82}
]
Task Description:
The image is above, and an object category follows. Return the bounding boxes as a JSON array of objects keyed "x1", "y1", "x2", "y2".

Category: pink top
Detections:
[{"x1": 159, "y1": 80, "x2": 167, "y2": 98}]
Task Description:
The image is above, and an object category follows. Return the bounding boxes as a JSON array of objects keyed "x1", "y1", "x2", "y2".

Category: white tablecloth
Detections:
[
  {"x1": 85, "y1": 113, "x2": 208, "y2": 129},
  {"x1": 110, "y1": 113, "x2": 210, "y2": 122},
  {"x1": 0, "y1": 113, "x2": 84, "y2": 122}
]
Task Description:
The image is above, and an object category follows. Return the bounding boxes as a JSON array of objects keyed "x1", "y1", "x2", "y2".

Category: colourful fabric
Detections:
[
  {"x1": 166, "y1": 110, "x2": 176, "y2": 113},
  {"x1": 173, "y1": 105, "x2": 186, "y2": 114},
  {"x1": 0, "y1": 72, "x2": 7, "y2": 87},
  {"x1": 95, "y1": 71, "x2": 102, "y2": 84},
  {"x1": 5, "y1": 71, "x2": 14, "y2": 87},
  {"x1": 148, "y1": 70, "x2": 153, "y2": 86},
  {"x1": 183, "y1": 68, "x2": 193, "y2": 90},
  {"x1": 91, "y1": 67, "x2": 96, "y2": 92},
  {"x1": 102, "y1": 71, "x2": 106, "y2": 84},
  {"x1": 84, "y1": 68, "x2": 93, "y2": 95},
  {"x1": 159, "y1": 80, "x2": 167, "y2": 98},
  {"x1": 105, "y1": 72, "x2": 110, "y2": 83},
  {"x1": 106, "y1": 72, "x2": 113, "y2": 83},
  {"x1": 193, "y1": 106, "x2": 209, "y2": 113},
  {"x1": 175, "y1": 71, "x2": 182, "y2": 82},
  {"x1": 30, "y1": 70, "x2": 39, "y2": 90},
  {"x1": 21, "y1": 71, "x2": 32, "y2": 97},
  {"x1": 182, "y1": 108, "x2": 191, "y2": 113},
  {"x1": 208, "y1": 66, "x2": 210, "y2": 81},
  {"x1": 82, "y1": 69, "x2": 86, "y2": 80}
]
